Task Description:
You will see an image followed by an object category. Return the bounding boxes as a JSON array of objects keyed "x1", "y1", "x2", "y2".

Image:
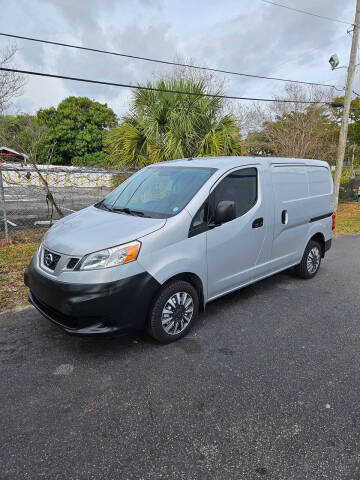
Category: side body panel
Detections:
[{"x1": 270, "y1": 163, "x2": 333, "y2": 271}]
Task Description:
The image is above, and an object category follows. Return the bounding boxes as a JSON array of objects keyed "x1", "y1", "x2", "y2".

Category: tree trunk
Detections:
[{"x1": 28, "y1": 158, "x2": 63, "y2": 218}]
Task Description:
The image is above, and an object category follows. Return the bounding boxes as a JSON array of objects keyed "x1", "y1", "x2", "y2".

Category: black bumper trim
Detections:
[
  {"x1": 310, "y1": 212, "x2": 333, "y2": 223},
  {"x1": 24, "y1": 263, "x2": 160, "y2": 336},
  {"x1": 29, "y1": 292, "x2": 117, "y2": 335}
]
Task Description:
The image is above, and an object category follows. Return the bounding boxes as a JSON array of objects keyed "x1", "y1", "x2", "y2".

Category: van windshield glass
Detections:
[{"x1": 100, "y1": 166, "x2": 216, "y2": 218}]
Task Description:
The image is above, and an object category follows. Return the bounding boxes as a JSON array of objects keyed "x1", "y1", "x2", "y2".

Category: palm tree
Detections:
[{"x1": 106, "y1": 77, "x2": 245, "y2": 166}]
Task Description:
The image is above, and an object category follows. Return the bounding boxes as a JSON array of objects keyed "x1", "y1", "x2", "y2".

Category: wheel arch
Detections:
[
  {"x1": 309, "y1": 232, "x2": 326, "y2": 257},
  {"x1": 160, "y1": 272, "x2": 205, "y2": 312}
]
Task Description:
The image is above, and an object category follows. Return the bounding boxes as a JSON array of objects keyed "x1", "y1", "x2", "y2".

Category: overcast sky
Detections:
[{"x1": 0, "y1": 0, "x2": 357, "y2": 118}]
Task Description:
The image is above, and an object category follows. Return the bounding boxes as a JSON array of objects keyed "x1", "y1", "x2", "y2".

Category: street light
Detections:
[{"x1": 329, "y1": 54, "x2": 340, "y2": 70}]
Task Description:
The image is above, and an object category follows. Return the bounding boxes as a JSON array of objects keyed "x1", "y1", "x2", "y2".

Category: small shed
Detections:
[{"x1": 0, "y1": 147, "x2": 28, "y2": 163}]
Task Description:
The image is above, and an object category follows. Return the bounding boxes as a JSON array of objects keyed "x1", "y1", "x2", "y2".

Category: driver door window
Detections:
[
  {"x1": 211, "y1": 167, "x2": 258, "y2": 219},
  {"x1": 189, "y1": 168, "x2": 257, "y2": 238}
]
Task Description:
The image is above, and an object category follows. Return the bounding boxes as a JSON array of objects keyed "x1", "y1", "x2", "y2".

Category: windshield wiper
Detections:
[
  {"x1": 96, "y1": 201, "x2": 147, "y2": 216},
  {"x1": 112, "y1": 207, "x2": 145, "y2": 217},
  {"x1": 95, "y1": 200, "x2": 113, "y2": 212}
]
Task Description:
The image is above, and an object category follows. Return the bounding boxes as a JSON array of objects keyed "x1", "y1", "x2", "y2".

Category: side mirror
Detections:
[{"x1": 214, "y1": 200, "x2": 236, "y2": 225}]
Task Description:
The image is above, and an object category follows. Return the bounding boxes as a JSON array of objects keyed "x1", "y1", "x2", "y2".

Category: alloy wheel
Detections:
[
  {"x1": 161, "y1": 292, "x2": 194, "y2": 335},
  {"x1": 307, "y1": 246, "x2": 321, "y2": 274}
]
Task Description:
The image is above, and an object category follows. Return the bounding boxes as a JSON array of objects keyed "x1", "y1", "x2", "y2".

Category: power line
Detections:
[
  {"x1": 261, "y1": 0, "x2": 356, "y2": 27},
  {"x1": 0, "y1": 67, "x2": 332, "y2": 104},
  {"x1": 0, "y1": 31, "x2": 339, "y2": 89}
]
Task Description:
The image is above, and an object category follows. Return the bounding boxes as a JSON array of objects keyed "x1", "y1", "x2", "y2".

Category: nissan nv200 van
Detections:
[{"x1": 24, "y1": 156, "x2": 334, "y2": 343}]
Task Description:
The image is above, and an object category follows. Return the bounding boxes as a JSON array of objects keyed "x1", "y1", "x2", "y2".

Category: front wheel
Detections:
[
  {"x1": 146, "y1": 280, "x2": 199, "y2": 343},
  {"x1": 295, "y1": 240, "x2": 322, "y2": 279}
]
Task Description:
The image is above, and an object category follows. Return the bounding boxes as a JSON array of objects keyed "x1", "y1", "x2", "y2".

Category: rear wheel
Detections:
[
  {"x1": 295, "y1": 240, "x2": 322, "y2": 279},
  {"x1": 147, "y1": 280, "x2": 199, "y2": 343}
]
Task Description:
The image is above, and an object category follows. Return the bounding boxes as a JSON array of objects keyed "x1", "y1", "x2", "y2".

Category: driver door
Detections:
[{"x1": 206, "y1": 166, "x2": 268, "y2": 300}]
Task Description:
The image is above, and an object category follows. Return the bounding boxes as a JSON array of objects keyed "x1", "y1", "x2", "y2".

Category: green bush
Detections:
[
  {"x1": 339, "y1": 177, "x2": 360, "y2": 202},
  {"x1": 72, "y1": 152, "x2": 107, "y2": 167}
]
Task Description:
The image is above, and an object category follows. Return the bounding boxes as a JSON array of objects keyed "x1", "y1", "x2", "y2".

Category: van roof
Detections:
[{"x1": 158, "y1": 156, "x2": 329, "y2": 171}]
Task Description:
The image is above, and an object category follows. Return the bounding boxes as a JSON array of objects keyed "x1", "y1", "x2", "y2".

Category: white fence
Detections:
[
  {"x1": 1, "y1": 163, "x2": 119, "y2": 188},
  {"x1": 0, "y1": 163, "x2": 133, "y2": 241}
]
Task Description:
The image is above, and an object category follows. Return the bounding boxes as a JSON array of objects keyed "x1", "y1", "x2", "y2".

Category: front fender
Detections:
[{"x1": 138, "y1": 233, "x2": 208, "y2": 301}]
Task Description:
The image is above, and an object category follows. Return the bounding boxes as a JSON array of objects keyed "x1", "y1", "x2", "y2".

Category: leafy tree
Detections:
[
  {"x1": 0, "y1": 114, "x2": 30, "y2": 150},
  {"x1": 0, "y1": 114, "x2": 49, "y2": 160},
  {"x1": 0, "y1": 114, "x2": 63, "y2": 216},
  {"x1": 37, "y1": 96, "x2": 117, "y2": 165},
  {"x1": 247, "y1": 105, "x2": 338, "y2": 163},
  {"x1": 106, "y1": 77, "x2": 245, "y2": 167},
  {"x1": 333, "y1": 96, "x2": 360, "y2": 167},
  {"x1": 241, "y1": 84, "x2": 338, "y2": 163}
]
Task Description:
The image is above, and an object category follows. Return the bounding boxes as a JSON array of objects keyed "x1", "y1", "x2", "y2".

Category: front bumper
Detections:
[{"x1": 24, "y1": 262, "x2": 160, "y2": 335}]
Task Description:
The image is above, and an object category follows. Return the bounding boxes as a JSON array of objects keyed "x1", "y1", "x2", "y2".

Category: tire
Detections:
[
  {"x1": 295, "y1": 240, "x2": 322, "y2": 279},
  {"x1": 146, "y1": 280, "x2": 199, "y2": 343}
]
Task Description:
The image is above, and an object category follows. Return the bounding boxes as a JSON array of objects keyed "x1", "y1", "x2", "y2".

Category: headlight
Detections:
[{"x1": 79, "y1": 241, "x2": 141, "y2": 270}]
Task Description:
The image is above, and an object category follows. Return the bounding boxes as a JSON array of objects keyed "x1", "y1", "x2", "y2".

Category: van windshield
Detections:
[{"x1": 98, "y1": 166, "x2": 216, "y2": 218}]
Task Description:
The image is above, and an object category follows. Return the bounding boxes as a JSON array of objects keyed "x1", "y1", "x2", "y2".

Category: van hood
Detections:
[{"x1": 43, "y1": 206, "x2": 166, "y2": 256}]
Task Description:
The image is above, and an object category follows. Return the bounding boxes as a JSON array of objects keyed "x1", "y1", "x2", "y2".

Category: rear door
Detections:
[{"x1": 206, "y1": 165, "x2": 271, "y2": 300}]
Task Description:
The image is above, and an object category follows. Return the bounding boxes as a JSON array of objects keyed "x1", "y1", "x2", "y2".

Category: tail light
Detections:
[{"x1": 332, "y1": 213, "x2": 336, "y2": 231}]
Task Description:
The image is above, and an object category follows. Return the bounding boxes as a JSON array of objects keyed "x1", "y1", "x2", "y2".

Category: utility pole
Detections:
[
  {"x1": 0, "y1": 168, "x2": 9, "y2": 244},
  {"x1": 334, "y1": 0, "x2": 360, "y2": 211}
]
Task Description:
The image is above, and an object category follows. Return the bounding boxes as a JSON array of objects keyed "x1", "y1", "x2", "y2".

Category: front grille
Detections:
[
  {"x1": 67, "y1": 257, "x2": 80, "y2": 269},
  {"x1": 43, "y1": 248, "x2": 61, "y2": 271}
]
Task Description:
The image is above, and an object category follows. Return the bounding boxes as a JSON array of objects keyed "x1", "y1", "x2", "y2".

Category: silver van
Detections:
[{"x1": 24, "y1": 156, "x2": 334, "y2": 343}]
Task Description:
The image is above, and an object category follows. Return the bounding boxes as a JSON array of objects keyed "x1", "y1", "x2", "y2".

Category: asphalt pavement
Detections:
[{"x1": 1, "y1": 234, "x2": 360, "y2": 480}]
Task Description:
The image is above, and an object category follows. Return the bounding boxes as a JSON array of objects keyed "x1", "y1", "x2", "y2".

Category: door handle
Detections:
[
  {"x1": 281, "y1": 210, "x2": 288, "y2": 225},
  {"x1": 252, "y1": 217, "x2": 264, "y2": 228}
]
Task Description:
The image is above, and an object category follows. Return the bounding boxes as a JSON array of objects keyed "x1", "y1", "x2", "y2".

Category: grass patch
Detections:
[
  {"x1": 335, "y1": 202, "x2": 360, "y2": 237},
  {"x1": 0, "y1": 228, "x2": 47, "y2": 313},
  {"x1": 0, "y1": 228, "x2": 47, "y2": 249},
  {"x1": 0, "y1": 241, "x2": 38, "y2": 313},
  {"x1": 335, "y1": 218, "x2": 360, "y2": 236}
]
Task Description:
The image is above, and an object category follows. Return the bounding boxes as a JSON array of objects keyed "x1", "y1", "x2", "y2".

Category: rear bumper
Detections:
[
  {"x1": 324, "y1": 238, "x2": 332, "y2": 254},
  {"x1": 24, "y1": 262, "x2": 160, "y2": 336}
]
